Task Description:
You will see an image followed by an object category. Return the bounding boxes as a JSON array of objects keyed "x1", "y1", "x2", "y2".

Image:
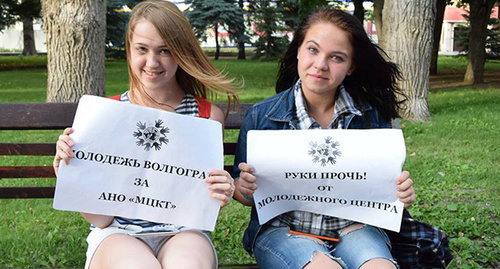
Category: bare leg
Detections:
[
  {"x1": 304, "y1": 252, "x2": 343, "y2": 269},
  {"x1": 292, "y1": 235, "x2": 342, "y2": 269},
  {"x1": 157, "y1": 230, "x2": 215, "y2": 269},
  {"x1": 89, "y1": 233, "x2": 161, "y2": 269},
  {"x1": 361, "y1": 259, "x2": 397, "y2": 269}
]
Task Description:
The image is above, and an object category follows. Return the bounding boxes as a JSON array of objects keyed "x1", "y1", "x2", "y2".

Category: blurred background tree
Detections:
[
  {"x1": 0, "y1": 0, "x2": 41, "y2": 55},
  {"x1": 185, "y1": 0, "x2": 245, "y2": 60}
]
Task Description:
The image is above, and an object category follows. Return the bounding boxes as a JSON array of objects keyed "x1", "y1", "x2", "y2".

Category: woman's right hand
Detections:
[
  {"x1": 235, "y1": 162, "x2": 258, "y2": 205},
  {"x1": 53, "y1": 127, "x2": 75, "y2": 177}
]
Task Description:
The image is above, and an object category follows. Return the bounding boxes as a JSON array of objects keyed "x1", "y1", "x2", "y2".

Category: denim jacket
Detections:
[
  {"x1": 233, "y1": 87, "x2": 389, "y2": 252},
  {"x1": 232, "y1": 87, "x2": 452, "y2": 268}
]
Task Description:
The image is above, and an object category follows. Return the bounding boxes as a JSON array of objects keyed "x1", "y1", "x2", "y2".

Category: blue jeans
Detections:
[{"x1": 254, "y1": 225, "x2": 398, "y2": 269}]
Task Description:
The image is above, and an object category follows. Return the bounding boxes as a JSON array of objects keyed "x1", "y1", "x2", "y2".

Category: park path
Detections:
[{"x1": 430, "y1": 69, "x2": 500, "y2": 89}]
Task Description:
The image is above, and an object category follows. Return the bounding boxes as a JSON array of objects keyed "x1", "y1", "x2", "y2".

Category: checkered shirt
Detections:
[
  {"x1": 270, "y1": 79, "x2": 363, "y2": 234},
  {"x1": 386, "y1": 211, "x2": 453, "y2": 268}
]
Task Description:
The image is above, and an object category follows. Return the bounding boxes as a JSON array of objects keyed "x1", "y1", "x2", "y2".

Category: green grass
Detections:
[
  {"x1": 0, "y1": 58, "x2": 278, "y2": 103},
  {"x1": 213, "y1": 60, "x2": 279, "y2": 102},
  {"x1": 1, "y1": 56, "x2": 499, "y2": 267},
  {"x1": 437, "y1": 55, "x2": 500, "y2": 71},
  {"x1": 0, "y1": 55, "x2": 47, "y2": 70},
  {"x1": 402, "y1": 87, "x2": 500, "y2": 268}
]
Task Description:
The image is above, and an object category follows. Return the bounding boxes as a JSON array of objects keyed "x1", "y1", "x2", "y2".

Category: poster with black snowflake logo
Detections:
[
  {"x1": 247, "y1": 129, "x2": 406, "y2": 232},
  {"x1": 54, "y1": 95, "x2": 223, "y2": 231}
]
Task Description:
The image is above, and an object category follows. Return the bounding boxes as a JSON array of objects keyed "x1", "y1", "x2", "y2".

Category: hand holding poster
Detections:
[
  {"x1": 247, "y1": 129, "x2": 406, "y2": 232},
  {"x1": 53, "y1": 95, "x2": 223, "y2": 231}
]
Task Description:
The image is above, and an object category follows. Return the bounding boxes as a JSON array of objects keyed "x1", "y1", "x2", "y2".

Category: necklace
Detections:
[{"x1": 144, "y1": 90, "x2": 177, "y2": 111}]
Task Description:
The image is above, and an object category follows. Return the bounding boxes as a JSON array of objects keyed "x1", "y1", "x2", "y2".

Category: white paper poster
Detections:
[
  {"x1": 247, "y1": 129, "x2": 406, "y2": 232},
  {"x1": 53, "y1": 95, "x2": 223, "y2": 231}
]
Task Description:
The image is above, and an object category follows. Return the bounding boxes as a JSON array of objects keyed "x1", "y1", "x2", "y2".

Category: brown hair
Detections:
[
  {"x1": 125, "y1": 0, "x2": 238, "y2": 111},
  {"x1": 276, "y1": 8, "x2": 404, "y2": 122}
]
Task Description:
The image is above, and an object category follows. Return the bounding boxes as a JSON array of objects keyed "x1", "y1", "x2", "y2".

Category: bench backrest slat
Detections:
[
  {"x1": 0, "y1": 143, "x2": 238, "y2": 156},
  {"x1": 0, "y1": 103, "x2": 77, "y2": 130},
  {"x1": 0, "y1": 103, "x2": 252, "y2": 130},
  {"x1": 0, "y1": 165, "x2": 234, "y2": 181},
  {"x1": 0, "y1": 143, "x2": 55, "y2": 155}
]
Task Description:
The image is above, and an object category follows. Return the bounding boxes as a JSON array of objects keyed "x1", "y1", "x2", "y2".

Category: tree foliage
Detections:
[
  {"x1": 0, "y1": 0, "x2": 41, "y2": 55},
  {"x1": 455, "y1": 14, "x2": 500, "y2": 59},
  {"x1": 106, "y1": 0, "x2": 142, "y2": 58},
  {"x1": 250, "y1": 1, "x2": 290, "y2": 60},
  {"x1": 0, "y1": 0, "x2": 41, "y2": 31},
  {"x1": 185, "y1": 0, "x2": 245, "y2": 60},
  {"x1": 0, "y1": 0, "x2": 17, "y2": 30},
  {"x1": 246, "y1": 0, "x2": 345, "y2": 60}
]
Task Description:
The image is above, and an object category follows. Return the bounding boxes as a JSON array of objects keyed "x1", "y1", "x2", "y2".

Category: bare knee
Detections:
[
  {"x1": 90, "y1": 234, "x2": 161, "y2": 269},
  {"x1": 304, "y1": 252, "x2": 343, "y2": 269},
  {"x1": 158, "y1": 231, "x2": 215, "y2": 269},
  {"x1": 360, "y1": 258, "x2": 397, "y2": 269}
]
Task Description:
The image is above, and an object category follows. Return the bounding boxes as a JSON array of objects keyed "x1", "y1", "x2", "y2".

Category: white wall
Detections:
[{"x1": 0, "y1": 20, "x2": 47, "y2": 53}]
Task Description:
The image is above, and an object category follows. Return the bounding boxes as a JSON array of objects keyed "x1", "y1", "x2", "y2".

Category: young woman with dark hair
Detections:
[{"x1": 233, "y1": 8, "x2": 415, "y2": 269}]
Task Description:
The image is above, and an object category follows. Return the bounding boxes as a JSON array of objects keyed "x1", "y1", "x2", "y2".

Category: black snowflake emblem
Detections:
[
  {"x1": 133, "y1": 119, "x2": 169, "y2": 151},
  {"x1": 308, "y1": 136, "x2": 341, "y2": 166}
]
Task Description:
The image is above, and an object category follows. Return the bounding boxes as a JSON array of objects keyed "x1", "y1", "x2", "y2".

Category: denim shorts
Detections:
[{"x1": 254, "y1": 224, "x2": 398, "y2": 269}]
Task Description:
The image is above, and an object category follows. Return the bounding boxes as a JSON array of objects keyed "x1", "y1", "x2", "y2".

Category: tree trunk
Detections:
[
  {"x1": 237, "y1": 0, "x2": 246, "y2": 59},
  {"x1": 373, "y1": 0, "x2": 385, "y2": 48},
  {"x1": 21, "y1": 18, "x2": 37, "y2": 56},
  {"x1": 464, "y1": 0, "x2": 496, "y2": 84},
  {"x1": 353, "y1": 0, "x2": 364, "y2": 24},
  {"x1": 238, "y1": 39, "x2": 246, "y2": 59},
  {"x1": 382, "y1": 0, "x2": 436, "y2": 122},
  {"x1": 42, "y1": 0, "x2": 106, "y2": 102},
  {"x1": 430, "y1": 0, "x2": 447, "y2": 75},
  {"x1": 214, "y1": 25, "x2": 220, "y2": 60}
]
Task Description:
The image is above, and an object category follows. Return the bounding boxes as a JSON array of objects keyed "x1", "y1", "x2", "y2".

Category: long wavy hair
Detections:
[
  {"x1": 276, "y1": 8, "x2": 405, "y2": 121},
  {"x1": 125, "y1": 0, "x2": 238, "y2": 111}
]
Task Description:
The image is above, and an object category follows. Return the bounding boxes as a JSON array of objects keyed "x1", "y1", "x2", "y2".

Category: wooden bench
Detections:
[
  {"x1": 0, "y1": 102, "x2": 252, "y2": 198},
  {"x1": 0, "y1": 101, "x2": 258, "y2": 269}
]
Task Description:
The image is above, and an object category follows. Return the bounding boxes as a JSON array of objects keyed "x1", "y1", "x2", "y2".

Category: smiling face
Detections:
[
  {"x1": 297, "y1": 22, "x2": 355, "y2": 98},
  {"x1": 129, "y1": 19, "x2": 179, "y2": 93}
]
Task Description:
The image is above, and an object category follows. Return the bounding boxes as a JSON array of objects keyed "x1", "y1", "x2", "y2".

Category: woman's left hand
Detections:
[
  {"x1": 205, "y1": 169, "x2": 235, "y2": 208},
  {"x1": 396, "y1": 171, "x2": 415, "y2": 208}
]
